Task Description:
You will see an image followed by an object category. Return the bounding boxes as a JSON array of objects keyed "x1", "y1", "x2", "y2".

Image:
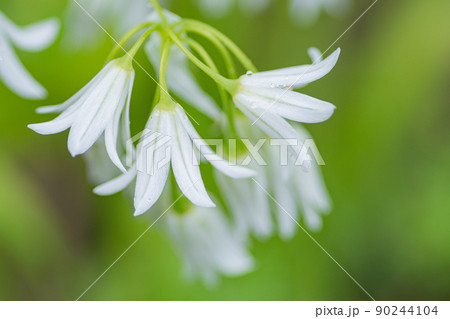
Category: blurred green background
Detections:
[{"x1": 1, "y1": 0, "x2": 450, "y2": 300}]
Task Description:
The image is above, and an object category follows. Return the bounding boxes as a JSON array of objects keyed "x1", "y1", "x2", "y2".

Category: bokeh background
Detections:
[{"x1": 1, "y1": 0, "x2": 450, "y2": 300}]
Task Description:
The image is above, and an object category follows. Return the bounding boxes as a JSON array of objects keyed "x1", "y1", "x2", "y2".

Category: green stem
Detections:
[
  {"x1": 180, "y1": 27, "x2": 237, "y2": 78},
  {"x1": 148, "y1": 0, "x2": 168, "y2": 25},
  {"x1": 158, "y1": 38, "x2": 172, "y2": 104},
  {"x1": 180, "y1": 19, "x2": 258, "y2": 73},
  {"x1": 107, "y1": 22, "x2": 157, "y2": 61},
  {"x1": 127, "y1": 27, "x2": 158, "y2": 58},
  {"x1": 184, "y1": 38, "x2": 238, "y2": 137},
  {"x1": 167, "y1": 30, "x2": 236, "y2": 92}
]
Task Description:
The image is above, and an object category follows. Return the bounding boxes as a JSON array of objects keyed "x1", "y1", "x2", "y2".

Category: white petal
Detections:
[
  {"x1": 173, "y1": 207, "x2": 254, "y2": 281},
  {"x1": 169, "y1": 110, "x2": 215, "y2": 207},
  {"x1": 133, "y1": 109, "x2": 171, "y2": 215},
  {"x1": 216, "y1": 170, "x2": 273, "y2": 241},
  {"x1": 1, "y1": 14, "x2": 59, "y2": 52},
  {"x1": 28, "y1": 107, "x2": 77, "y2": 135},
  {"x1": 0, "y1": 34, "x2": 47, "y2": 99},
  {"x1": 202, "y1": 209, "x2": 254, "y2": 275},
  {"x1": 236, "y1": 88, "x2": 335, "y2": 123},
  {"x1": 269, "y1": 151, "x2": 298, "y2": 240},
  {"x1": 67, "y1": 66, "x2": 126, "y2": 156},
  {"x1": 93, "y1": 165, "x2": 137, "y2": 196},
  {"x1": 302, "y1": 206, "x2": 323, "y2": 232},
  {"x1": 104, "y1": 71, "x2": 135, "y2": 173},
  {"x1": 308, "y1": 47, "x2": 323, "y2": 63},
  {"x1": 294, "y1": 125, "x2": 332, "y2": 213},
  {"x1": 174, "y1": 106, "x2": 255, "y2": 178},
  {"x1": 134, "y1": 160, "x2": 170, "y2": 216},
  {"x1": 240, "y1": 48, "x2": 340, "y2": 89},
  {"x1": 234, "y1": 100, "x2": 302, "y2": 157},
  {"x1": 36, "y1": 64, "x2": 111, "y2": 114}
]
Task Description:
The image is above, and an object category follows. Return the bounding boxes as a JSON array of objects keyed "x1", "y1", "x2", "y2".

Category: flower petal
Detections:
[
  {"x1": 216, "y1": 170, "x2": 273, "y2": 241},
  {"x1": 308, "y1": 47, "x2": 323, "y2": 63},
  {"x1": 166, "y1": 206, "x2": 254, "y2": 286},
  {"x1": 93, "y1": 165, "x2": 137, "y2": 196},
  {"x1": 67, "y1": 66, "x2": 126, "y2": 156},
  {"x1": 36, "y1": 64, "x2": 111, "y2": 114},
  {"x1": 1, "y1": 15, "x2": 59, "y2": 52},
  {"x1": 236, "y1": 88, "x2": 336, "y2": 123},
  {"x1": 234, "y1": 100, "x2": 301, "y2": 152},
  {"x1": 169, "y1": 109, "x2": 215, "y2": 207},
  {"x1": 293, "y1": 125, "x2": 332, "y2": 213},
  {"x1": 269, "y1": 150, "x2": 298, "y2": 240},
  {"x1": 28, "y1": 106, "x2": 78, "y2": 135},
  {"x1": 133, "y1": 109, "x2": 171, "y2": 216},
  {"x1": 0, "y1": 34, "x2": 47, "y2": 99},
  {"x1": 174, "y1": 106, "x2": 255, "y2": 178},
  {"x1": 240, "y1": 48, "x2": 340, "y2": 89},
  {"x1": 104, "y1": 71, "x2": 135, "y2": 173}
]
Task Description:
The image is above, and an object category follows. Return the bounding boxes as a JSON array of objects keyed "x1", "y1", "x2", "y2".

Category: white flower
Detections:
[
  {"x1": 270, "y1": 125, "x2": 332, "y2": 239},
  {"x1": 28, "y1": 56, "x2": 135, "y2": 172},
  {"x1": 233, "y1": 48, "x2": 340, "y2": 154},
  {"x1": 0, "y1": 11, "x2": 59, "y2": 99},
  {"x1": 94, "y1": 103, "x2": 255, "y2": 216},
  {"x1": 290, "y1": 0, "x2": 352, "y2": 27},
  {"x1": 195, "y1": 0, "x2": 270, "y2": 18},
  {"x1": 145, "y1": 9, "x2": 221, "y2": 119},
  {"x1": 215, "y1": 161, "x2": 273, "y2": 242},
  {"x1": 165, "y1": 206, "x2": 254, "y2": 286},
  {"x1": 215, "y1": 114, "x2": 331, "y2": 242},
  {"x1": 63, "y1": 0, "x2": 152, "y2": 50}
]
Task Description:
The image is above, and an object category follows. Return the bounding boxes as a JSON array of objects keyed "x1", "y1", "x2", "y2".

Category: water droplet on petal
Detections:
[{"x1": 246, "y1": 71, "x2": 253, "y2": 76}]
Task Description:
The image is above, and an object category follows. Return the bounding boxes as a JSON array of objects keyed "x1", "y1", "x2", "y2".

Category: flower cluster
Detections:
[
  {"x1": 0, "y1": 11, "x2": 59, "y2": 99},
  {"x1": 30, "y1": 1, "x2": 340, "y2": 285}
]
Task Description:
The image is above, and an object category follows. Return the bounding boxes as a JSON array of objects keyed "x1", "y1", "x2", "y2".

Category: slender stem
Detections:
[
  {"x1": 180, "y1": 27, "x2": 237, "y2": 78},
  {"x1": 167, "y1": 29, "x2": 236, "y2": 92},
  {"x1": 127, "y1": 27, "x2": 158, "y2": 58},
  {"x1": 158, "y1": 38, "x2": 172, "y2": 104},
  {"x1": 148, "y1": 0, "x2": 168, "y2": 25},
  {"x1": 184, "y1": 38, "x2": 238, "y2": 138},
  {"x1": 106, "y1": 22, "x2": 157, "y2": 61},
  {"x1": 180, "y1": 20, "x2": 258, "y2": 73}
]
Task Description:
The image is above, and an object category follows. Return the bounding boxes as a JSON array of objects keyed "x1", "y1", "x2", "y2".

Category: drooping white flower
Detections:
[
  {"x1": 28, "y1": 56, "x2": 135, "y2": 172},
  {"x1": 233, "y1": 48, "x2": 340, "y2": 154},
  {"x1": 215, "y1": 161, "x2": 273, "y2": 242},
  {"x1": 269, "y1": 125, "x2": 332, "y2": 239},
  {"x1": 195, "y1": 0, "x2": 270, "y2": 18},
  {"x1": 62, "y1": 0, "x2": 152, "y2": 50},
  {"x1": 0, "y1": 11, "x2": 59, "y2": 99},
  {"x1": 165, "y1": 206, "x2": 254, "y2": 286},
  {"x1": 145, "y1": 9, "x2": 221, "y2": 119},
  {"x1": 94, "y1": 102, "x2": 255, "y2": 216},
  {"x1": 215, "y1": 113, "x2": 331, "y2": 242},
  {"x1": 290, "y1": 0, "x2": 352, "y2": 27}
]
